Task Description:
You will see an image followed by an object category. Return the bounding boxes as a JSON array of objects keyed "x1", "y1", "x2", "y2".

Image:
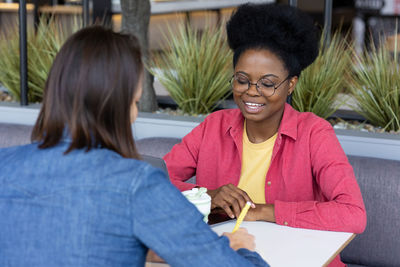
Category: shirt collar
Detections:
[
  {"x1": 60, "y1": 127, "x2": 102, "y2": 148},
  {"x1": 224, "y1": 103, "x2": 298, "y2": 141},
  {"x1": 224, "y1": 109, "x2": 244, "y2": 135},
  {"x1": 61, "y1": 127, "x2": 72, "y2": 143},
  {"x1": 279, "y1": 103, "x2": 298, "y2": 141}
]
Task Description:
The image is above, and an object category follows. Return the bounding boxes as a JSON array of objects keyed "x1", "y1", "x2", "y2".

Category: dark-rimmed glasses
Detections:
[{"x1": 230, "y1": 73, "x2": 290, "y2": 97}]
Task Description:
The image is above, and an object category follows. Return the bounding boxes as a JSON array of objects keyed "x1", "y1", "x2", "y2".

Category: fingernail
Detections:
[
  {"x1": 251, "y1": 203, "x2": 256, "y2": 208},
  {"x1": 230, "y1": 215, "x2": 235, "y2": 219}
]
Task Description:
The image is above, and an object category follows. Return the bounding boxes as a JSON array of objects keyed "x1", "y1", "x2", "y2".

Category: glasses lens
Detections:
[
  {"x1": 257, "y1": 78, "x2": 275, "y2": 96},
  {"x1": 232, "y1": 74, "x2": 249, "y2": 93}
]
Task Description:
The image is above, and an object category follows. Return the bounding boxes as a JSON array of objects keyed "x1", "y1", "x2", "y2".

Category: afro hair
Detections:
[{"x1": 226, "y1": 3, "x2": 319, "y2": 77}]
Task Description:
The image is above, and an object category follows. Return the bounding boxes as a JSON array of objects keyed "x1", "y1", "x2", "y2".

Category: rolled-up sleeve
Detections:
[
  {"x1": 129, "y1": 167, "x2": 269, "y2": 267},
  {"x1": 274, "y1": 123, "x2": 366, "y2": 233}
]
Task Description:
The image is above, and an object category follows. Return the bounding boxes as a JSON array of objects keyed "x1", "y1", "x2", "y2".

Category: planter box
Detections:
[
  {"x1": 134, "y1": 112, "x2": 202, "y2": 140},
  {"x1": 0, "y1": 102, "x2": 40, "y2": 125},
  {"x1": 335, "y1": 129, "x2": 400, "y2": 160},
  {"x1": 1, "y1": 102, "x2": 399, "y2": 161}
]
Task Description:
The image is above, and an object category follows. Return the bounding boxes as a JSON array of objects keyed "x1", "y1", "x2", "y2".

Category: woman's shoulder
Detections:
[
  {"x1": 291, "y1": 108, "x2": 333, "y2": 132},
  {"x1": 60, "y1": 149, "x2": 170, "y2": 196},
  {"x1": 293, "y1": 112, "x2": 338, "y2": 145},
  {"x1": 202, "y1": 109, "x2": 242, "y2": 129},
  {"x1": 1, "y1": 143, "x2": 164, "y2": 186},
  {"x1": 187, "y1": 109, "x2": 243, "y2": 138},
  {"x1": 0, "y1": 143, "x2": 42, "y2": 167},
  {"x1": 99, "y1": 153, "x2": 168, "y2": 189},
  {"x1": 92, "y1": 150, "x2": 163, "y2": 176},
  {"x1": 282, "y1": 105, "x2": 333, "y2": 137},
  {"x1": 205, "y1": 108, "x2": 241, "y2": 120},
  {"x1": 299, "y1": 112, "x2": 331, "y2": 126}
]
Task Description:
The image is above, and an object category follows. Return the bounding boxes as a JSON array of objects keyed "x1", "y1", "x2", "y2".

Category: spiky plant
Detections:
[
  {"x1": 348, "y1": 34, "x2": 400, "y2": 132},
  {"x1": 292, "y1": 30, "x2": 352, "y2": 119},
  {"x1": 150, "y1": 21, "x2": 233, "y2": 115},
  {"x1": 0, "y1": 17, "x2": 81, "y2": 103}
]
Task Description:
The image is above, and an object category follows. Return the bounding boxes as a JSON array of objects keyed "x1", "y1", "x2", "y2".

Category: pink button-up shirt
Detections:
[{"x1": 164, "y1": 104, "x2": 366, "y2": 266}]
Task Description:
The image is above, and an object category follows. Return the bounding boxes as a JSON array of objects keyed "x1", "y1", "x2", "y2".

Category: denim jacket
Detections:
[{"x1": 0, "y1": 141, "x2": 268, "y2": 267}]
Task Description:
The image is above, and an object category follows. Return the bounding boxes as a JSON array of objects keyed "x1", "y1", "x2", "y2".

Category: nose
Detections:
[{"x1": 247, "y1": 82, "x2": 261, "y2": 96}]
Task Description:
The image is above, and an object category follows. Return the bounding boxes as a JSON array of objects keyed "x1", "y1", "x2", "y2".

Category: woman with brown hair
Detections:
[{"x1": 0, "y1": 26, "x2": 268, "y2": 267}]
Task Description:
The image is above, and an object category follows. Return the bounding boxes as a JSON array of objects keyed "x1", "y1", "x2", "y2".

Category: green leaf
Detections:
[
  {"x1": 0, "y1": 16, "x2": 82, "y2": 103},
  {"x1": 149, "y1": 19, "x2": 232, "y2": 115},
  {"x1": 348, "y1": 33, "x2": 400, "y2": 132},
  {"x1": 292, "y1": 28, "x2": 351, "y2": 119}
]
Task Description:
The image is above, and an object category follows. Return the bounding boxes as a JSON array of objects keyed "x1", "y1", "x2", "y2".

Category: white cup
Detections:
[{"x1": 182, "y1": 187, "x2": 211, "y2": 223}]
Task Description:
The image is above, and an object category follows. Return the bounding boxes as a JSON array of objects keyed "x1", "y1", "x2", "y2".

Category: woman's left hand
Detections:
[
  {"x1": 244, "y1": 204, "x2": 276, "y2": 222},
  {"x1": 146, "y1": 250, "x2": 164, "y2": 263}
]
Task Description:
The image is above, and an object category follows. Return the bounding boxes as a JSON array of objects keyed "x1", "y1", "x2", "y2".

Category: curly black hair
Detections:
[{"x1": 226, "y1": 3, "x2": 319, "y2": 77}]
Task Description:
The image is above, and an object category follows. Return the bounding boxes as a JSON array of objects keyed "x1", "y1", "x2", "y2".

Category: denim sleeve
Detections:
[
  {"x1": 237, "y1": 249, "x2": 270, "y2": 267},
  {"x1": 129, "y1": 166, "x2": 269, "y2": 267}
]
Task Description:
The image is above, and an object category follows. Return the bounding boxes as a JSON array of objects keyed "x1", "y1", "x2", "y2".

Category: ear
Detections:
[{"x1": 287, "y1": 76, "x2": 298, "y2": 96}]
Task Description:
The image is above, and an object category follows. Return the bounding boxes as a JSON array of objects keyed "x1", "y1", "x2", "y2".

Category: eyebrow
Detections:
[{"x1": 236, "y1": 71, "x2": 279, "y2": 79}]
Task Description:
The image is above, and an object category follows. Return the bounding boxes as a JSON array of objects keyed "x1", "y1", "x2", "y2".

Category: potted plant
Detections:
[
  {"x1": 348, "y1": 33, "x2": 400, "y2": 133},
  {"x1": 150, "y1": 20, "x2": 233, "y2": 116},
  {"x1": 0, "y1": 17, "x2": 81, "y2": 103},
  {"x1": 292, "y1": 29, "x2": 351, "y2": 119}
]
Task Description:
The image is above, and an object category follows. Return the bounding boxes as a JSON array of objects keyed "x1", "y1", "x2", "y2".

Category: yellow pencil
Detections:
[{"x1": 232, "y1": 201, "x2": 252, "y2": 233}]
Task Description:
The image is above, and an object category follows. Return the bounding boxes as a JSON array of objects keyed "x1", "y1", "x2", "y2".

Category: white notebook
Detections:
[{"x1": 211, "y1": 221, "x2": 354, "y2": 267}]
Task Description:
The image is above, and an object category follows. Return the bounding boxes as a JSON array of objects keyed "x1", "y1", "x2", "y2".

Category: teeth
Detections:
[{"x1": 245, "y1": 102, "x2": 264, "y2": 107}]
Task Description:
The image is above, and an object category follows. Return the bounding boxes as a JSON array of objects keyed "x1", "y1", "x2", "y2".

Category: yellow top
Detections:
[{"x1": 237, "y1": 121, "x2": 277, "y2": 204}]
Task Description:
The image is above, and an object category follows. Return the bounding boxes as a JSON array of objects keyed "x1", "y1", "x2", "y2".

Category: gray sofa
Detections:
[
  {"x1": 0, "y1": 123, "x2": 32, "y2": 148},
  {"x1": 341, "y1": 156, "x2": 400, "y2": 267},
  {"x1": 1, "y1": 123, "x2": 399, "y2": 267}
]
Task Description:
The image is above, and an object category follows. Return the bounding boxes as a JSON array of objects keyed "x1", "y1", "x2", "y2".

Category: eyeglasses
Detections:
[{"x1": 230, "y1": 73, "x2": 290, "y2": 97}]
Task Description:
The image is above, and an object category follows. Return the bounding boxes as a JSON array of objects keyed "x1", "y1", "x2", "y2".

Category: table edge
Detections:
[{"x1": 322, "y1": 233, "x2": 356, "y2": 267}]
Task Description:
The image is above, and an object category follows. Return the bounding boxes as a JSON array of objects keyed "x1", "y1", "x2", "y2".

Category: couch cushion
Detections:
[
  {"x1": 136, "y1": 137, "x2": 198, "y2": 184},
  {"x1": 341, "y1": 155, "x2": 400, "y2": 267},
  {"x1": 136, "y1": 137, "x2": 181, "y2": 158},
  {"x1": 140, "y1": 154, "x2": 169, "y2": 176},
  {"x1": 0, "y1": 123, "x2": 33, "y2": 148}
]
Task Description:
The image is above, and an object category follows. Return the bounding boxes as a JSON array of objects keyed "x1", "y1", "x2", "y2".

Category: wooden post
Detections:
[
  {"x1": 19, "y1": 0, "x2": 28, "y2": 106},
  {"x1": 323, "y1": 0, "x2": 333, "y2": 47},
  {"x1": 83, "y1": 0, "x2": 90, "y2": 27},
  {"x1": 121, "y1": 0, "x2": 157, "y2": 112}
]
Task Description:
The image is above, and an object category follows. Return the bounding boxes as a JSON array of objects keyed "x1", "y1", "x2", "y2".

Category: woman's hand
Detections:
[
  {"x1": 244, "y1": 204, "x2": 276, "y2": 222},
  {"x1": 146, "y1": 249, "x2": 164, "y2": 263},
  {"x1": 207, "y1": 184, "x2": 255, "y2": 219},
  {"x1": 223, "y1": 228, "x2": 256, "y2": 251}
]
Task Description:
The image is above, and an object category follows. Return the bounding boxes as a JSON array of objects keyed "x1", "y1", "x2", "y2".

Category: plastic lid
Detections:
[{"x1": 182, "y1": 187, "x2": 211, "y2": 202}]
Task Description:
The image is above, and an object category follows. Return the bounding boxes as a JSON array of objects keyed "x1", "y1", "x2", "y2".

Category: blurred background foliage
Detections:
[
  {"x1": 0, "y1": 8, "x2": 398, "y2": 133},
  {"x1": 292, "y1": 28, "x2": 352, "y2": 119},
  {"x1": 348, "y1": 33, "x2": 400, "y2": 132},
  {"x1": 150, "y1": 20, "x2": 232, "y2": 115},
  {"x1": 0, "y1": 16, "x2": 81, "y2": 103}
]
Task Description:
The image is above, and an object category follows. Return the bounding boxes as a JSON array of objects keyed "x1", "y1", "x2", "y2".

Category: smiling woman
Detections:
[
  {"x1": 231, "y1": 49, "x2": 295, "y2": 140},
  {"x1": 163, "y1": 3, "x2": 367, "y2": 267}
]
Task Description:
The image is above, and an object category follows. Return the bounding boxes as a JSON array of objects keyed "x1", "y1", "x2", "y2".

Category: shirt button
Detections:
[
  {"x1": 284, "y1": 221, "x2": 288, "y2": 226},
  {"x1": 267, "y1": 181, "x2": 271, "y2": 186}
]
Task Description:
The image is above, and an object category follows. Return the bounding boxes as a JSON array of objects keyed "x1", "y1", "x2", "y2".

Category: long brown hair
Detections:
[{"x1": 32, "y1": 26, "x2": 142, "y2": 158}]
